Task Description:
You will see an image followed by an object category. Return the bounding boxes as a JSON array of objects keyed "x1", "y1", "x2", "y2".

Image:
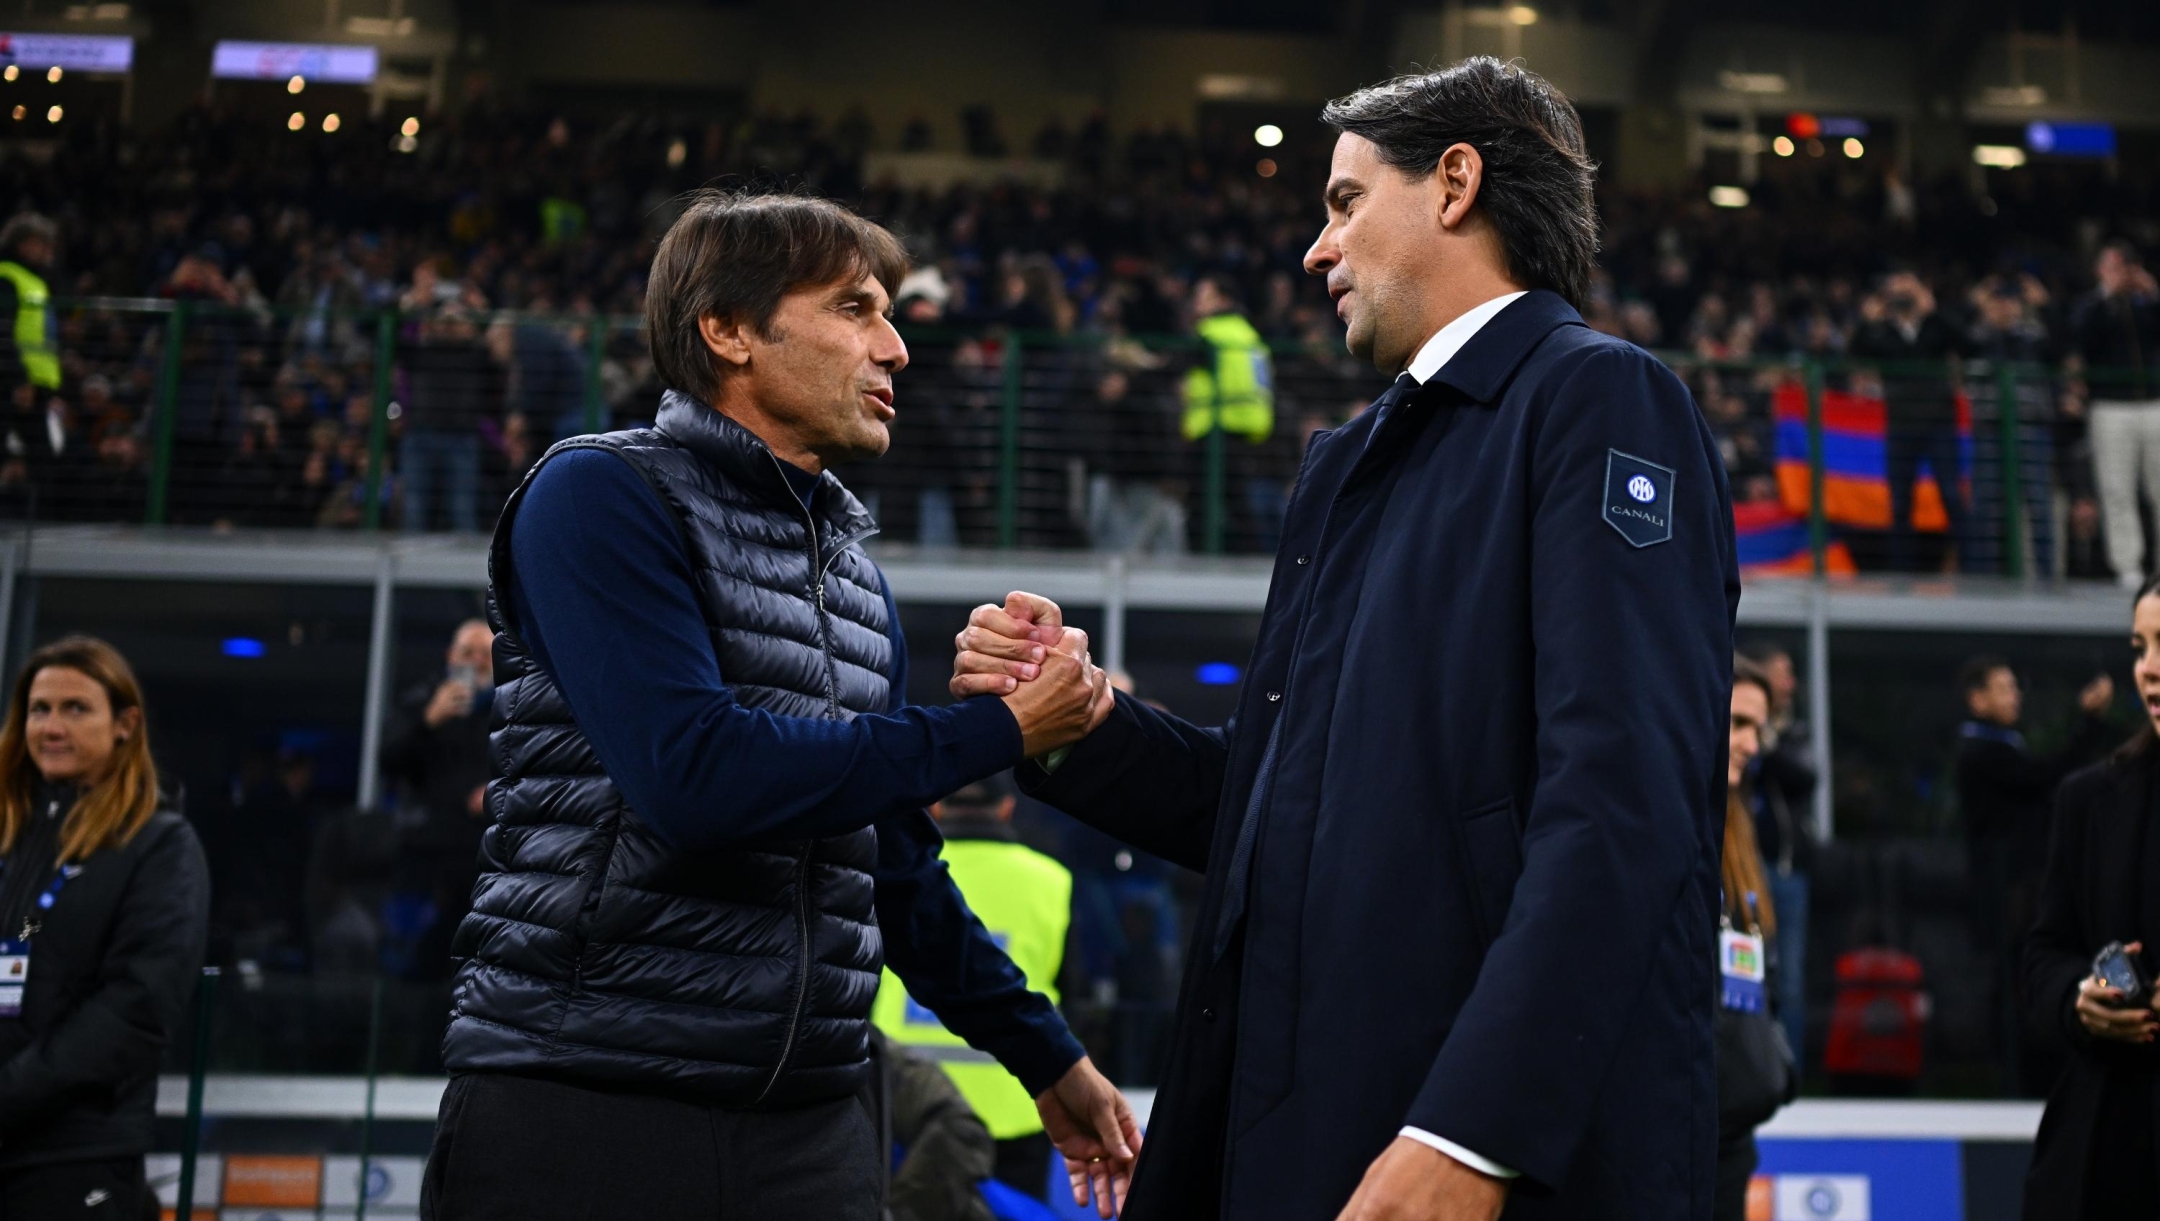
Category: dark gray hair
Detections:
[
  {"x1": 646, "y1": 190, "x2": 908, "y2": 404},
  {"x1": 1321, "y1": 57, "x2": 1599, "y2": 307}
]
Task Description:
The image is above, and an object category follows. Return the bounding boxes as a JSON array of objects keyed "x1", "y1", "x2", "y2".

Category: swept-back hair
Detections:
[
  {"x1": 646, "y1": 189, "x2": 910, "y2": 404},
  {"x1": 1321, "y1": 57, "x2": 1599, "y2": 307}
]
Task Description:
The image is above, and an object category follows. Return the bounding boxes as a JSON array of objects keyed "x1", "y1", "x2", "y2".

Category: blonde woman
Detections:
[{"x1": 0, "y1": 636, "x2": 208, "y2": 1219}]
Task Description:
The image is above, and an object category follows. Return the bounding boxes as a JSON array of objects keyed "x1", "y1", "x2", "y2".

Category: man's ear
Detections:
[
  {"x1": 699, "y1": 314, "x2": 753, "y2": 370},
  {"x1": 1435, "y1": 142, "x2": 1485, "y2": 231}
]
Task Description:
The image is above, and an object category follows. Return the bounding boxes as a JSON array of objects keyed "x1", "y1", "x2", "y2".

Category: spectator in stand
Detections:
[
  {"x1": 1852, "y1": 271, "x2": 1970, "y2": 574},
  {"x1": 398, "y1": 305, "x2": 498, "y2": 532},
  {"x1": 2021, "y1": 572, "x2": 2160, "y2": 1218},
  {"x1": 1082, "y1": 368, "x2": 1186, "y2": 556},
  {"x1": 1956, "y1": 656, "x2": 2115, "y2": 1095},
  {"x1": 2072, "y1": 241, "x2": 2160, "y2": 588},
  {"x1": 1969, "y1": 280, "x2": 2059, "y2": 578},
  {"x1": 0, "y1": 636, "x2": 209, "y2": 1219},
  {"x1": 485, "y1": 313, "x2": 589, "y2": 443},
  {"x1": 379, "y1": 618, "x2": 495, "y2": 976}
]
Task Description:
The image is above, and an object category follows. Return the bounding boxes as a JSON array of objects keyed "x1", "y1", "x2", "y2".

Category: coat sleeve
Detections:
[
  {"x1": 1014, "y1": 691, "x2": 1232, "y2": 872},
  {"x1": 875, "y1": 807, "x2": 1086, "y2": 1097},
  {"x1": 1399, "y1": 346, "x2": 1737, "y2": 1192},
  {"x1": 0, "y1": 817, "x2": 212, "y2": 1135},
  {"x1": 2024, "y1": 770, "x2": 2099, "y2": 1050}
]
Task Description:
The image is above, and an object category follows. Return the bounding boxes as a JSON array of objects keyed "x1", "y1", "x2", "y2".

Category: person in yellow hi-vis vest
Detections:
[
  {"x1": 874, "y1": 774, "x2": 1074, "y2": 1205},
  {"x1": 0, "y1": 214, "x2": 60, "y2": 398},
  {"x1": 1179, "y1": 275, "x2": 1287, "y2": 551}
]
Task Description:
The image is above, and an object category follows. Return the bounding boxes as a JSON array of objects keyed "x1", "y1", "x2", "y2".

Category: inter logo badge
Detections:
[{"x1": 1603, "y1": 450, "x2": 1675, "y2": 548}]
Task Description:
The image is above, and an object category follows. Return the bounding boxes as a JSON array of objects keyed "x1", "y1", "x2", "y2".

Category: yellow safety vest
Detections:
[
  {"x1": 0, "y1": 262, "x2": 57, "y2": 390},
  {"x1": 871, "y1": 836, "x2": 1073, "y2": 1140},
  {"x1": 1180, "y1": 312, "x2": 1274, "y2": 444}
]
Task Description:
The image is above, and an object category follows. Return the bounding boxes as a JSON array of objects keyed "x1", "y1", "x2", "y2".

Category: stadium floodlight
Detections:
[
  {"x1": 287, "y1": 74, "x2": 305, "y2": 94},
  {"x1": 2, "y1": 65, "x2": 15, "y2": 82},
  {"x1": 287, "y1": 111, "x2": 305, "y2": 132},
  {"x1": 44, "y1": 105, "x2": 59, "y2": 123},
  {"x1": 8, "y1": 106, "x2": 20, "y2": 121},
  {"x1": 1508, "y1": 4, "x2": 1538, "y2": 24},
  {"x1": 1972, "y1": 144, "x2": 2026, "y2": 168},
  {"x1": 1772, "y1": 136, "x2": 1794, "y2": 157},
  {"x1": 400, "y1": 116, "x2": 420, "y2": 138},
  {"x1": 396, "y1": 133, "x2": 417, "y2": 153},
  {"x1": 1254, "y1": 123, "x2": 1283, "y2": 148},
  {"x1": 1843, "y1": 138, "x2": 1864, "y2": 159},
  {"x1": 45, "y1": 66, "x2": 59, "y2": 83},
  {"x1": 1256, "y1": 158, "x2": 1278, "y2": 178},
  {"x1": 667, "y1": 138, "x2": 686, "y2": 168},
  {"x1": 1708, "y1": 185, "x2": 1749, "y2": 209},
  {"x1": 322, "y1": 113, "x2": 340, "y2": 133}
]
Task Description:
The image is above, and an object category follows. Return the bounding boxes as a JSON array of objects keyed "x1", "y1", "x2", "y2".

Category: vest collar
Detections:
[{"x1": 655, "y1": 389, "x2": 879, "y2": 546}]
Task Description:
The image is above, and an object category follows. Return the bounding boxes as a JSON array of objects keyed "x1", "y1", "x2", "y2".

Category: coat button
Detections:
[
  {"x1": 1295, "y1": 554, "x2": 1310, "y2": 566},
  {"x1": 1202, "y1": 1007, "x2": 1217, "y2": 1022},
  {"x1": 1266, "y1": 690, "x2": 1281, "y2": 702}
]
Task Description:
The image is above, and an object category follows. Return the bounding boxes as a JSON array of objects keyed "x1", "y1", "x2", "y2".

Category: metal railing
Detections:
[{"x1": 27, "y1": 298, "x2": 2137, "y2": 577}]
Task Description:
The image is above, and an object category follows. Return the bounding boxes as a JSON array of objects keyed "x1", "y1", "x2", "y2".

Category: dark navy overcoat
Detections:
[{"x1": 1022, "y1": 290, "x2": 1740, "y2": 1219}]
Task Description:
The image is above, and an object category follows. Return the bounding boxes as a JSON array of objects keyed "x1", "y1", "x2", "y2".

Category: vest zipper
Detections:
[
  {"x1": 755, "y1": 843, "x2": 817, "y2": 1105},
  {"x1": 759, "y1": 454, "x2": 879, "y2": 1102}
]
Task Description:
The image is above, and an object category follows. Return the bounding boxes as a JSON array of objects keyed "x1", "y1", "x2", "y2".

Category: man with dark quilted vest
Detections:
[{"x1": 421, "y1": 191, "x2": 1136, "y2": 1221}]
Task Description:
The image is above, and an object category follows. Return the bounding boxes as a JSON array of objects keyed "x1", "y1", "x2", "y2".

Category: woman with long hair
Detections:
[
  {"x1": 0, "y1": 636, "x2": 208, "y2": 1219},
  {"x1": 2024, "y1": 573, "x2": 2160, "y2": 1218},
  {"x1": 1715, "y1": 657, "x2": 1794, "y2": 1220}
]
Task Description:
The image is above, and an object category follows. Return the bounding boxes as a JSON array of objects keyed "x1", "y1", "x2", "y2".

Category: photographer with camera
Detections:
[
  {"x1": 1853, "y1": 271, "x2": 1970, "y2": 574},
  {"x1": 2022, "y1": 571, "x2": 2160, "y2": 1217}
]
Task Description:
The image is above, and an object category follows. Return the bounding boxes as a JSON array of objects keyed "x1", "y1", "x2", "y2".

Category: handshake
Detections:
[{"x1": 952, "y1": 592, "x2": 1118, "y2": 758}]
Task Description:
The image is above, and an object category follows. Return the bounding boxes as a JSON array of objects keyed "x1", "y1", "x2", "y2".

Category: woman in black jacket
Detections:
[
  {"x1": 0, "y1": 636, "x2": 209, "y2": 1219},
  {"x1": 2023, "y1": 573, "x2": 2160, "y2": 1219}
]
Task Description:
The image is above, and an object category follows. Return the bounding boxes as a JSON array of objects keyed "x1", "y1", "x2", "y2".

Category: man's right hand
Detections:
[
  {"x1": 424, "y1": 678, "x2": 476, "y2": 729},
  {"x1": 956, "y1": 592, "x2": 1115, "y2": 755},
  {"x1": 999, "y1": 627, "x2": 1109, "y2": 758},
  {"x1": 2076, "y1": 942, "x2": 2158, "y2": 1043}
]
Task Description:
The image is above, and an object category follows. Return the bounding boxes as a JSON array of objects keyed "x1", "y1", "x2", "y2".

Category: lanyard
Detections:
[{"x1": 1, "y1": 856, "x2": 78, "y2": 940}]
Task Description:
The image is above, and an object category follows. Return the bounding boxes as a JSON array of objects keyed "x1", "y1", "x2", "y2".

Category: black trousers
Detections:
[
  {"x1": 0, "y1": 1156, "x2": 154, "y2": 1221},
  {"x1": 422, "y1": 1073, "x2": 882, "y2": 1221}
]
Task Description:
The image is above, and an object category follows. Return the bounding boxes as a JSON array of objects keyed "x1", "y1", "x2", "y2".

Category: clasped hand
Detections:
[
  {"x1": 2077, "y1": 941, "x2": 2160, "y2": 1044},
  {"x1": 952, "y1": 592, "x2": 1115, "y2": 757}
]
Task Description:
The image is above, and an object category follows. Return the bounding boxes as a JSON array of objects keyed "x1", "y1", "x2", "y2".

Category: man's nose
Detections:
[
  {"x1": 1303, "y1": 227, "x2": 1338, "y2": 277},
  {"x1": 873, "y1": 316, "x2": 908, "y2": 372}
]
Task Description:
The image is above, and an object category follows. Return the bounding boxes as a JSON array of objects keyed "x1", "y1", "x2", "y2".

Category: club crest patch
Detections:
[{"x1": 1603, "y1": 450, "x2": 1675, "y2": 548}]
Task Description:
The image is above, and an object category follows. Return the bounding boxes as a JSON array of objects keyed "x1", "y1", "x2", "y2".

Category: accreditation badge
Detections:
[
  {"x1": 1719, "y1": 927, "x2": 1766, "y2": 1013},
  {"x1": 0, "y1": 938, "x2": 29, "y2": 1017}
]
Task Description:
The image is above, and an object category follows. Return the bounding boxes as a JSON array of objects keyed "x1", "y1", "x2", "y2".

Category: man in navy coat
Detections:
[{"x1": 951, "y1": 57, "x2": 1738, "y2": 1220}]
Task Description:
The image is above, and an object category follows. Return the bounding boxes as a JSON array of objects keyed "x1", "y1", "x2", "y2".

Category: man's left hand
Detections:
[
  {"x1": 1334, "y1": 1137, "x2": 1509, "y2": 1221},
  {"x1": 1035, "y1": 1055, "x2": 1142, "y2": 1218}
]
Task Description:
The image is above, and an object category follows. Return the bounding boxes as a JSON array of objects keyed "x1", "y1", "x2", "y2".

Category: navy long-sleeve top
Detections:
[{"x1": 502, "y1": 447, "x2": 1084, "y2": 1094}]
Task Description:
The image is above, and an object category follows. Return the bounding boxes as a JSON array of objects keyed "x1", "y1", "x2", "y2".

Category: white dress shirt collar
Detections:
[{"x1": 1404, "y1": 290, "x2": 1529, "y2": 385}]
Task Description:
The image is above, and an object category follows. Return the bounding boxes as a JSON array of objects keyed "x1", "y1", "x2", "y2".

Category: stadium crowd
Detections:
[{"x1": 0, "y1": 102, "x2": 2154, "y2": 569}]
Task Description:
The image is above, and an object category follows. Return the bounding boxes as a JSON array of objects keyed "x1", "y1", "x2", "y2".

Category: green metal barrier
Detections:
[{"x1": 43, "y1": 298, "x2": 2131, "y2": 577}]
